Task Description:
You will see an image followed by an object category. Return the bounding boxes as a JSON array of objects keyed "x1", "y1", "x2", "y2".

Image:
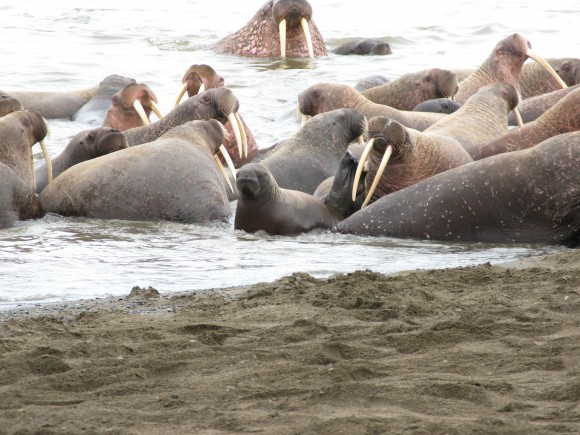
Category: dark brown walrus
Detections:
[
  {"x1": 213, "y1": 0, "x2": 327, "y2": 58},
  {"x1": 235, "y1": 163, "x2": 343, "y2": 235},
  {"x1": 335, "y1": 131, "x2": 580, "y2": 247}
]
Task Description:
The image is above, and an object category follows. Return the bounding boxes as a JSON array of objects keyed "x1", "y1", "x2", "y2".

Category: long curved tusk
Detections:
[
  {"x1": 361, "y1": 144, "x2": 392, "y2": 209},
  {"x1": 219, "y1": 144, "x2": 237, "y2": 182},
  {"x1": 214, "y1": 155, "x2": 234, "y2": 193},
  {"x1": 352, "y1": 138, "x2": 374, "y2": 201},
  {"x1": 300, "y1": 17, "x2": 314, "y2": 58},
  {"x1": 227, "y1": 112, "x2": 243, "y2": 159},
  {"x1": 39, "y1": 139, "x2": 52, "y2": 184},
  {"x1": 150, "y1": 101, "x2": 163, "y2": 120},
  {"x1": 30, "y1": 156, "x2": 36, "y2": 191},
  {"x1": 133, "y1": 100, "x2": 150, "y2": 126},
  {"x1": 527, "y1": 50, "x2": 567, "y2": 89},
  {"x1": 513, "y1": 106, "x2": 524, "y2": 128},
  {"x1": 235, "y1": 112, "x2": 248, "y2": 158},
  {"x1": 279, "y1": 19, "x2": 287, "y2": 58},
  {"x1": 174, "y1": 83, "x2": 188, "y2": 107}
]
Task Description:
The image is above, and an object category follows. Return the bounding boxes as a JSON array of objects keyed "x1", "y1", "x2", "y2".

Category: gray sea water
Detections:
[{"x1": 0, "y1": 0, "x2": 578, "y2": 305}]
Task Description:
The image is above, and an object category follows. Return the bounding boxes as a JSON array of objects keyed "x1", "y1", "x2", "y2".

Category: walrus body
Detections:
[
  {"x1": 336, "y1": 132, "x2": 580, "y2": 247},
  {"x1": 0, "y1": 163, "x2": 44, "y2": 228},
  {"x1": 235, "y1": 163, "x2": 343, "y2": 235},
  {"x1": 40, "y1": 120, "x2": 231, "y2": 223}
]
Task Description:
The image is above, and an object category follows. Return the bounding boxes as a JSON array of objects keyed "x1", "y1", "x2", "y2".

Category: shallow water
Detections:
[{"x1": 0, "y1": 0, "x2": 577, "y2": 305}]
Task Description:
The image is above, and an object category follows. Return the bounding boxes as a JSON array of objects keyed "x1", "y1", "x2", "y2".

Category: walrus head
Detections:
[
  {"x1": 103, "y1": 83, "x2": 163, "y2": 131},
  {"x1": 175, "y1": 64, "x2": 225, "y2": 107},
  {"x1": 272, "y1": 0, "x2": 315, "y2": 57},
  {"x1": 88, "y1": 128, "x2": 129, "y2": 157},
  {"x1": 236, "y1": 163, "x2": 275, "y2": 201}
]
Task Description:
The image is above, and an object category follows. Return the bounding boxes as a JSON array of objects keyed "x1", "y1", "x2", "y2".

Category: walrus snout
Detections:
[
  {"x1": 25, "y1": 110, "x2": 48, "y2": 141},
  {"x1": 273, "y1": 0, "x2": 313, "y2": 26}
]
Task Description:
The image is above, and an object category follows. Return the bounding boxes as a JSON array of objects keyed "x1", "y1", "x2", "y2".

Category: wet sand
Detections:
[{"x1": 1, "y1": 249, "x2": 579, "y2": 434}]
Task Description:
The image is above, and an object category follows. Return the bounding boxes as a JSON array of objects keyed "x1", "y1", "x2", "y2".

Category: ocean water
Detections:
[{"x1": 0, "y1": 0, "x2": 577, "y2": 305}]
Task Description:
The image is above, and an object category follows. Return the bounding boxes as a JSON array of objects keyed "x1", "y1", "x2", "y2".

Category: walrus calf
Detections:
[{"x1": 235, "y1": 163, "x2": 343, "y2": 235}]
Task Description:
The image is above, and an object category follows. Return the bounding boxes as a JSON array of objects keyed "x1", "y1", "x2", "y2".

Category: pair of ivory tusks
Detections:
[
  {"x1": 134, "y1": 100, "x2": 163, "y2": 127},
  {"x1": 31, "y1": 140, "x2": 53, "y2": 190},
  {"x1": 279, "y1": 17, "x2": 314, "y2": 58},
  {"x1": 214, "y1": 145, "x2": 237, "y2": 193},
  {"x1": 174, "y1": 83, "x2": 206, "y2": 108},
  {"x1": 351, "y1": 138, "x2": 393, "y2": 209}
]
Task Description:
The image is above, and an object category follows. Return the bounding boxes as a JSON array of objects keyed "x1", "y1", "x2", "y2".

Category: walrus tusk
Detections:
[
  {"x1": 301, "y1": 113, "x2": 311, "y2": 126},
  {"x1": 513, "y1": 106, "x2": 524, "y2": 128},
  {"x1": 227, "y1": 112, "x2": 244, "y2": 158},
  {"x1": 214, "y1": 155, "x2": 234, "y2": 193},
  {"x1": 235, "y1": 112, "x2": 248, "y2": 158},
  {"x1": 30, "y1": 156, "x2": 36, "y2": 191},
  {"x1": 150, "y1": 101, "x2": 163, "y2": 120},
  {"x1": 361, "y1": 144, "x2": 392, "y2": 209},
  {"x1": 526, "y1": 50, "x2": 567, "y2": 89},
  {"x1": 300, "y1": 17, "x2": 314, "y2": 58},
  {"x1": 357, "y1": 135, "x2": 365, "y2": 146},
  {"x1": 352, "y1": 138, "x2": 375, "y2": 201},
  {"x1": 174, "y1": 83, "x2": 188, "y2": 107},
  {"x1": 219, "y1": 144, "x2": 237, "y2": 182},
  {"x1": 39, "y1": 139, "x2": 52, "y2": 184},
  {"x1": 279, "y1": 19, "x2": 287, "y2": 58},
  {"x1": 133, "y1": 100, "x2": 150, "y2": 126}
]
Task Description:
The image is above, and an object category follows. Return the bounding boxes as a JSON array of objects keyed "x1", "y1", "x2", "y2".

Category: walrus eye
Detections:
[
  {"x1": 425, "y1": 74, "x2": 432, "y2": 82},
  {"x1": 562, "y1": 62, "x2": 570, "y2": 72},
  {"x1": 87, "y1": 133, "x2": 95, "y2": 141},
  {"x1": 112, "y1": 95, "x2": 119, "y2": 104},
  {"x1": 201, "y1": 94, "x2": 210, "y2": 103}
]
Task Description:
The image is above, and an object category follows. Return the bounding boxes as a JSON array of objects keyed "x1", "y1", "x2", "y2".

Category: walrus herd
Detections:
[{"x1": 1, "y1": 0, "x2": 579, "y2": 246}]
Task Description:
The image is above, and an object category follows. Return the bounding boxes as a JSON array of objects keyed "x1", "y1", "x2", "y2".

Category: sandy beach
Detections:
[{"x1": 1, "y1": 249, "x2": 579, "y2": 434}]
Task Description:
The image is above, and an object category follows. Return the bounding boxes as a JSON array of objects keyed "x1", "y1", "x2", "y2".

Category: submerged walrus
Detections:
[
  {"x1": 235, "y1": 163, "x2": 343, "y2": 235},
  {"x1": 336, "y1": 131, "x2": 580, "y2": 247},
  {"x1": 213, "y1": 0, "x2": 327, "y2": 58}
]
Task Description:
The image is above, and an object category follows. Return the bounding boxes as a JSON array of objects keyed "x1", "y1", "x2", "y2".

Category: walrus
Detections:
[
  {"x1": 412, "y1": 98, "x2": 461, "y2": 114},
  {"x1": 213, "y1": 0, "x2": 327, "y2": 58},
  {"x1": 34, "y1": 127, "x2": 128, "y2": 193},
  {"x1": 0, "y1": 92, "x2": 23, "y2": 118},
  {"x1": 0, "y1": 163, "x2": 44, "y2": 229},
  {"x1": 39, "y1": 120, "x2": 235, "y2": 223},
  {"x1": 121, "y1": 88, "x2": 246, "y2": 163},
  {"x1": 335, "y1": 131, "x2": 580, "y2": 247},
  {"x1": 519, "y1": 57, "x2": 580, "y2": 99},
  {"x1": 297, "y1": 82, "x2": 446, "y2": 132},
  {"x1": 0, "y1": 110, "x2": 51, "y2": 191},
  {"x1": 5, "y1": 83, "x2": 99, "y2": 119},
  {"x1": 332, "y1": 39, "x2": 392, "y2": 56},
  {"x1": 508, "y1": 83, "x2": 580, "y2": 126},
  {"x1": 260, "y1": 108, "x2": 367, "y2": 195},
  {"x1": 234, "y1": 163, "x2": 343, "y2": 235},
  {"x1": 476, "y1": 85, "x2": 580, "y2": 159},
  {"x1": 455, "y1": 33, "x2": 567, "y2": 104},
  {"x1": 354, "y1": 83, "x2": 518, "y2": 207},
  {"x1": 102, "y1": 83, "x2": 163, "y2": 131},
  {"x1": 71, "y1": 74, "x2": 136, "y2": 126},
  {"x1": 174, "y1": 64, "x2": 257, "y2": 167},
  {"x1": 360, "y1": 68, "x2": 459, "y2": 111}
]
